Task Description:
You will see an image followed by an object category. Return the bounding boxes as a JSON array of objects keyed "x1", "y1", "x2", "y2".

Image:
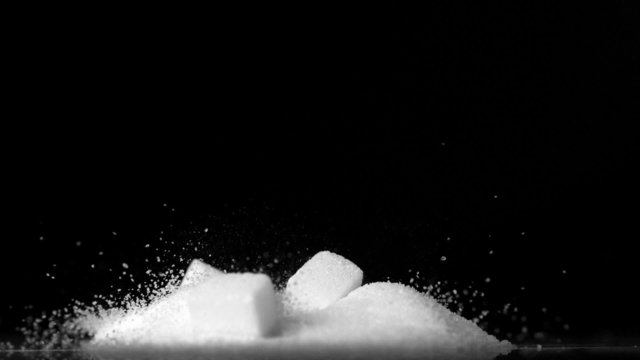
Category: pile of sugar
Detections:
[{"x1": 80, "y1": 251, "x2": 514, "y2": 359}]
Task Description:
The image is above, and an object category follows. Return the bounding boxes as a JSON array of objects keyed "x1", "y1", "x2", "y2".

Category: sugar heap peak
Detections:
[{"x1": 180, "y1": 259, "x2": 223, "y2": 287}]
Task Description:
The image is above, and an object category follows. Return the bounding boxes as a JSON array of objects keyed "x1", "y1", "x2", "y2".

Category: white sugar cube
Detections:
[
  {"x1": 180, "y1": 259, "x2": 223, "y2": 287},
  {"x1": 187, "y1": 273, "x2": 278, "y2": 339},
  {"x1": 284, "y1": 251, "x2": 363, "y2": 313}
]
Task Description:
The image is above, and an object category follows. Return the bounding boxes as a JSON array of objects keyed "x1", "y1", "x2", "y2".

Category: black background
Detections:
[{"x1": 2, "y1": 3, "x2": 638, "y2": 347}]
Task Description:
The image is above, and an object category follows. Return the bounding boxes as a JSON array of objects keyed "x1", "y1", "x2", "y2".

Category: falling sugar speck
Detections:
[
  {"x1": 75, "y1": 241, "x2": 82, "y2": 247},
  {"x1": 485, "y1": 277, "x2": 491, "y2": 283},
  {"x1": 440, "y1": 256, "x2": 447, "y2": 262},
  {"x1": 122, "y1": 263, "x2": 129, "y2": 269}
]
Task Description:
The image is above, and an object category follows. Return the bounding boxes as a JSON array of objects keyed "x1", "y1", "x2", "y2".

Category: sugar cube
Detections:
[
  {"x1": 187, "y1": 273, "x2": 278, "y2": 339},
  {"x1": 284, "y1": 251, "x2": 363, "y2": 313}
]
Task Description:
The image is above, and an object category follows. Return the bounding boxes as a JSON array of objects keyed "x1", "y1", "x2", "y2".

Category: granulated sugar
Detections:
[{"x1": 78, "y1": 251, "x2": 513, "y2": 359}]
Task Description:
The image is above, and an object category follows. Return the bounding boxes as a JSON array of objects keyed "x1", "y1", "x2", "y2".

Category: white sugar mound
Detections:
[
  {"x1": 85, "y1": 251, "x2": 514, "y2": 359},
  {"x1": 90, "y1": 288, "x2": 193, "y2": 345},
  {"x1": 91, "y1": 259, "x2": 223, "y2": 345},
  {"x1": 296, "y1": 282, "x2": 511, "y2": 352}
]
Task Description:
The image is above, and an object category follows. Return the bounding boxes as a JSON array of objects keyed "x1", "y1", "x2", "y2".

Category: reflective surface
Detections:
[{"x1": 1, "y1": 347, "x2": 639, "y2": 360}]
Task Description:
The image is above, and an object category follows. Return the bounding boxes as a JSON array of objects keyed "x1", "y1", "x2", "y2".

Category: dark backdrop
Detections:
[{"x1": 2, "y1": 3, "x2": 638, "y2": 347}]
